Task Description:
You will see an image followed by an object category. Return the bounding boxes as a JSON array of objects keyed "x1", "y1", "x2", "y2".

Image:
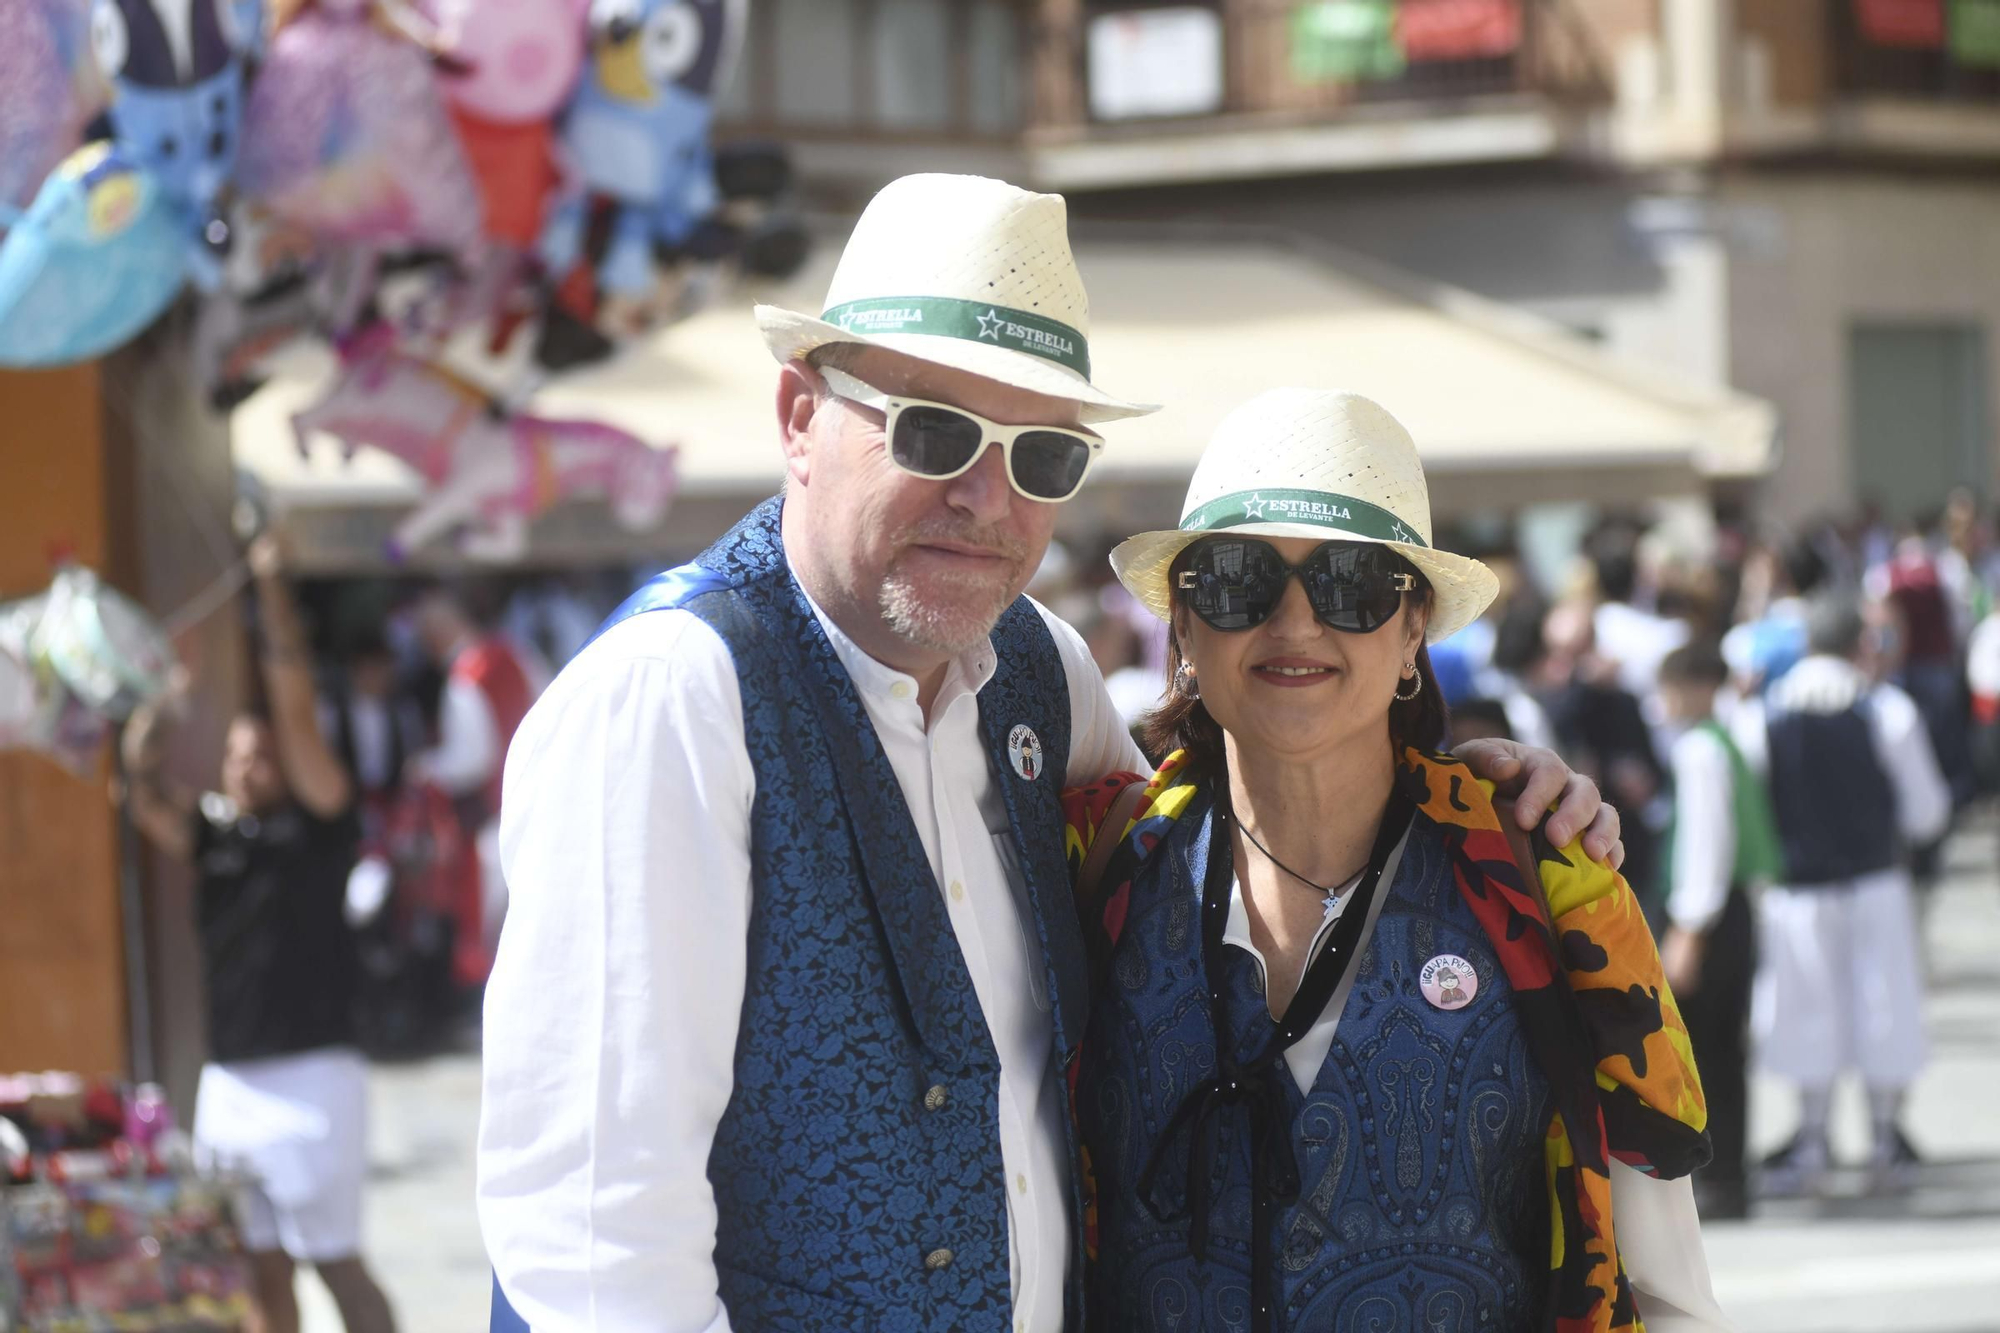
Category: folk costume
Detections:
[
  {"x1": 1064, "y1": 754, "x2": 1718, "y2": 1331},
  {"x1": 480, "y1": 173, "x2": 1153, "y2": 1332},
  {"x1": 1070, "y1": 389, "x2": 1728, "y2": 1333},
  {"x1": 1661, "y1": 715, "x2": 1783, "y2": 1214},
  {"x1": 1733, "y1": 651, "x2": 1949, "y2": 1185}
]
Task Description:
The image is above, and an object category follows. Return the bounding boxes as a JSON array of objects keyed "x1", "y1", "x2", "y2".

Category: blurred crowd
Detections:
[{"x1": 297, "y1": 574, "x2": 634, "y2": 1059}]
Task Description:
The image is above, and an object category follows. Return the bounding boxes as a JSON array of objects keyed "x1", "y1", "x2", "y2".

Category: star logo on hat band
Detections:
[
  {"x1": 976, "y1": 308, "x2": 1004, "y2": 341},
  {"x1": 1242, "y1": 493, "x2": 1267, "y2": 519},
  {"x1": 1391, "y1": 522, "x2": 1411, "y2": 542}
]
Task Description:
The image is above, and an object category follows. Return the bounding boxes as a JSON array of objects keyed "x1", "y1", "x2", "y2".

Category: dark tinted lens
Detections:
[
  {"x1": 1302, "y1": 545, "x2": 1405, "y2": 632},
  {"x1": 891, "y1": 405, "x2": 985, "y2": 477},
  {"x1": 1178, "y1": 539, "x2": 1288, "y2": 630},
  {"x1": 1010, "y1": 430, "x2": 1093, "y2": 500}
]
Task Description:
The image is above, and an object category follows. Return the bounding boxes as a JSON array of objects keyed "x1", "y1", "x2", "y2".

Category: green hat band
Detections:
[
  {"x1": 820, "y1": 296, "x2": 1091, "y2": 378},
  {"x1": 1180, "y1": 487, "x2": 1429, "y2": 548}
]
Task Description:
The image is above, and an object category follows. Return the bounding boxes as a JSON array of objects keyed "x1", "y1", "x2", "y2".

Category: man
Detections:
[
  {"x1": 407, "y1": 588, "x2": 536, "y2": 990},
  {"x1": 121, "y1": 535, "x2": 397, "y2": 1333},
  {"x1": 1736, "y1": 597, "x2": 1950, "y2": 1197},
  {"x1": 1656, "y1": 640, "x2": 1783, "y2": 1219},
  {"x1": 479, "y1": 173, "x2": 1619, "y2": 1331}
]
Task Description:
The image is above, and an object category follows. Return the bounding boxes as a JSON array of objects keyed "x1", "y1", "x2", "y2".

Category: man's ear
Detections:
[{"x1": 777, "y1": 362, "x2": 821, "y2": 487}]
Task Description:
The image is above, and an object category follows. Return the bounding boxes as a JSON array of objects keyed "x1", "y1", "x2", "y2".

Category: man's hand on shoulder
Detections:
[{"x1": 1451, "y1": 737, "x2": 1625, "y2": 870}]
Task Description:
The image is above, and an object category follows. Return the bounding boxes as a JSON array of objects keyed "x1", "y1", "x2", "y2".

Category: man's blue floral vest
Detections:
[
  {"x1": 1078, "y1": 786, "x2": 1553, "y2": 1332},
  {"x1": 604, "y1": 498, "x2": 1089, "y2": 1331}
]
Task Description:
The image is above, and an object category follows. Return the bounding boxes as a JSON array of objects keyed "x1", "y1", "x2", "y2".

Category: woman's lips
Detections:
[{"x1": 1251, "y1": 658, "x2": 1340, "y2": 688}]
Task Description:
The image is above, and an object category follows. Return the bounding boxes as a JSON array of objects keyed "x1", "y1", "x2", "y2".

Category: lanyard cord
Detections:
[{"x1": 1137, "y1": 777, "x2": 1417, "y2": 1333}]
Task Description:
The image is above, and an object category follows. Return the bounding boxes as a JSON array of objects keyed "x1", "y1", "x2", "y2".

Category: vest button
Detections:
[
  {"x1": 923, "y1": 1084, "x2": 949, "y2": 1112},
  {"x1": 924, "y1": 1247, "x2": 954, "y2": 1271}
]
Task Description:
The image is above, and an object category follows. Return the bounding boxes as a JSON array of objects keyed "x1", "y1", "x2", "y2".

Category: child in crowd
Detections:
[{"x1": 1657, "y1": 641, "x2": 1783, "y2": 1218}]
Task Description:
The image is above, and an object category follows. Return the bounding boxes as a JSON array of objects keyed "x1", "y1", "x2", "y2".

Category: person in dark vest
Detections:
[
  {"x1": 320, "y1": 632, "x2": 427, "y2": 806},
  {"x1": 120, "y1": 534, "x2": 397, "y2": 1333},
  {"x1": 477, "y1": 175, "x2": 1619, "y2": 1333},
  {"x1": 1735, "y1": 597, "x2": 1949, "y2": 1197},
  {"x1": 1065, "y1": 390, "x2": 1726, "y2": 1333},
  {"x1": 1656, "y1": 639, "x2": 1784, "y2": 1220}
]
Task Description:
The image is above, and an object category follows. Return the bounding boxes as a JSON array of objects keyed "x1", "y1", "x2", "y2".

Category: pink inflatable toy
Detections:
[
  {"x1": 292, "y1": 327, "x2": 679, "y2": 560},
  {"x1": 432, "y1": 0, "x2": 584, "y2": 123}
]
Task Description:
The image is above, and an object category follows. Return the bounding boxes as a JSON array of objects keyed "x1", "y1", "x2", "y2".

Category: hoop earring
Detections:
[
  {"x1": 1176, "y1": 662, "x2": 1200, "y2": 700},
  {"x1": 1395, "y1": 666, "x2": 1422, "y2": 702}
]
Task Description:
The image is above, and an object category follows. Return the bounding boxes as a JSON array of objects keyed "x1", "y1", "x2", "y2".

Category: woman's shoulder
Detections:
[
  {"x1": 1062, "y1": 750, "x2": 1204, "y2": 871},
  {"x1": 1398, "y1": 746, "x2": 1625, "y2": 917}
]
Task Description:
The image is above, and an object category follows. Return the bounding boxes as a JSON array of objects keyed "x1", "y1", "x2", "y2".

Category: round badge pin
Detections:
[
  {"x1": 1007, "y1": 724, "x2": 1043, "y2": 781},
  {"x1": 1419, "y1": 954, "x2": 1478, "y2": 1011}
]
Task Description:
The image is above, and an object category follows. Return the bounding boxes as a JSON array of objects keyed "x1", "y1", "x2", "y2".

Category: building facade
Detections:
[{"x1": 719, "y1": 0, "x2": 2000, "y2": 529}]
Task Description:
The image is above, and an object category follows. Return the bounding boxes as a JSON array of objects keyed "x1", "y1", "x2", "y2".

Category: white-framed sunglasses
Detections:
[{"x1": 820, "y1": 368, "x2": 1105, "y2": 503}]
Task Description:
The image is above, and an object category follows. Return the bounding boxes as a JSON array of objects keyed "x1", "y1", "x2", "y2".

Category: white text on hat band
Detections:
[{"x1": 821, "y1": 296, "x2": 1091, "y2": 378}]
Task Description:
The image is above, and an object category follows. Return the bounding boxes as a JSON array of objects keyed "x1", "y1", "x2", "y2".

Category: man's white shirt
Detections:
[{"x1": 478, "y1": 590, "x2": 1142, "y2": 1333}]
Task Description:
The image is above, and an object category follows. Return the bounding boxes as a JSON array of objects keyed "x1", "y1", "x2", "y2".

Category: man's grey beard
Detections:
[{"x1": 878, "y1": 520, "x2": 1029, "y2": 655}]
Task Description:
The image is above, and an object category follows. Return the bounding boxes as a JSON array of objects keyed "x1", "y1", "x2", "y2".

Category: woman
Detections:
[{"x1": 1066, "y1": 390, "x2": 1730, "y2": 1332}]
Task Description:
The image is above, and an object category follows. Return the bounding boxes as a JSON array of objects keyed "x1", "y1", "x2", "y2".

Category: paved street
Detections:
[{"x1": 301, "y1": 820, "x2": 2000, "y2": 1333}]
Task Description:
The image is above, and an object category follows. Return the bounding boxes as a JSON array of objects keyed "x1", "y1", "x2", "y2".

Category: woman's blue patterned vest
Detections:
[
  {"x1": 1077, "y1": 784, "x2": 1553, "y2": 1332},
  {"x1": 602, "y1": 498, "x2": 1092, "y2": 1331}
]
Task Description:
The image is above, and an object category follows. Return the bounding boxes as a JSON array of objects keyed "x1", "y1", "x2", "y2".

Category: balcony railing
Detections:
[{"x1": 1830, "y1": 0, "x2": 2000, "y2": 102}]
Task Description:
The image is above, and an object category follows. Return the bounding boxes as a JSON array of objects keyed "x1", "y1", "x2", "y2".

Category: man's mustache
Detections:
[{"x1": 892, "y1": 519, "x2": 1030, "y2": 566}]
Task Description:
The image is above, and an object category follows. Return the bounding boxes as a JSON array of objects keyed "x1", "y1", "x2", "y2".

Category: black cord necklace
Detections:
[{"x1": 1238, "y1": 822, "x2": 1358, "y2": 900}]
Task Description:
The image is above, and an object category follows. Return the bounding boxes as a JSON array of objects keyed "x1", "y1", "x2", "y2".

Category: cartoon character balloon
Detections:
[
  {"x1": 0, "y1": 0, "x2": 103, "y2": 215},
  {"x1": 237, "y1": 0, "x2": 485, "y2": 270},
  {"x1": 433, "y1": 0, "x2": 584, "y2": 124},
  {"x1": 0, "y1": 143, "x2": 188, "y2": 367},
  {"x1": 89, "y1": 0, "x2": 257, "y2": 287},
  {"x1": 537, "y1": 0, "x2": 742, "y2": 351},
  {"x1": 0, "y1": 567, "x2": 178, "y2": 772},
  {"x1": 421, "y1": 0, "x2": 585, "y2": 351}
]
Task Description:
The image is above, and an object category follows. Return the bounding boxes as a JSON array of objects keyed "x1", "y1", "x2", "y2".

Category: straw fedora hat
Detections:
[
  {"x1": 1111, "y1": 389, "x2": 1499, "y2": 643},
  {"x1": 755, "y1": 174, "x2": 1155, "y2": 424}
]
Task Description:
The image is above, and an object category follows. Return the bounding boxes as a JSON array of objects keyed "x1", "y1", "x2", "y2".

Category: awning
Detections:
[{"x1": 232, "y1": 226, "x2": 1775, "y2": 572}]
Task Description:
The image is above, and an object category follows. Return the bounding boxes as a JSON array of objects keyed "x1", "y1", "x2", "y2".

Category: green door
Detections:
[{"x1": 1848, "y1": 323, "x2": 1989, "y2": 522}]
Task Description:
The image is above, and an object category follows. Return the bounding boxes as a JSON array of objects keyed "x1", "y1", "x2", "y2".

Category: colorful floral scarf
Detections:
[{"x1": 1063, "y1": 748, "x2": 1711, "y2": 1333}]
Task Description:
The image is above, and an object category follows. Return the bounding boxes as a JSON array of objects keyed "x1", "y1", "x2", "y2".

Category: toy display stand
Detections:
[{"x1": 1, "y1": 1076, "x2": 254, "y2": 1333}]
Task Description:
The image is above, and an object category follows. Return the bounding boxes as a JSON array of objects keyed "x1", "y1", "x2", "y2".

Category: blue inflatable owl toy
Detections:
[
  {"x1": 540, "y1": 0, "x2": 743, "y2": 299},
  {"x1": 0, "y1": 142, "x2": 188, "y2": 366},
  {"x1": 88, "y1": 0, "x2": 258, "y2": 289}
]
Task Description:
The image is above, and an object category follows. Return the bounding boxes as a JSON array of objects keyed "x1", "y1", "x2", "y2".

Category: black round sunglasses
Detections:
[{"x1": 1173, "y1": 537, "x2": 1419, "y2": 634}]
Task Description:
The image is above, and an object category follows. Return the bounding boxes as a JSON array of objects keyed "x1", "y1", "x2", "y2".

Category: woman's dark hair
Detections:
[{"x1": 1139, "y1": 545, "x2": 1450, "y2": 774}]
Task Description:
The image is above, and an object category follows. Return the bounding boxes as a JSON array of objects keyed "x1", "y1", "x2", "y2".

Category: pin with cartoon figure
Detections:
[
  {"x1": 1419, "y1": 953, "x2": 1477, "y2": 1011},
  {"x1": 1008, "y1": 724, "x2": 1042, "y2": 781}
]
